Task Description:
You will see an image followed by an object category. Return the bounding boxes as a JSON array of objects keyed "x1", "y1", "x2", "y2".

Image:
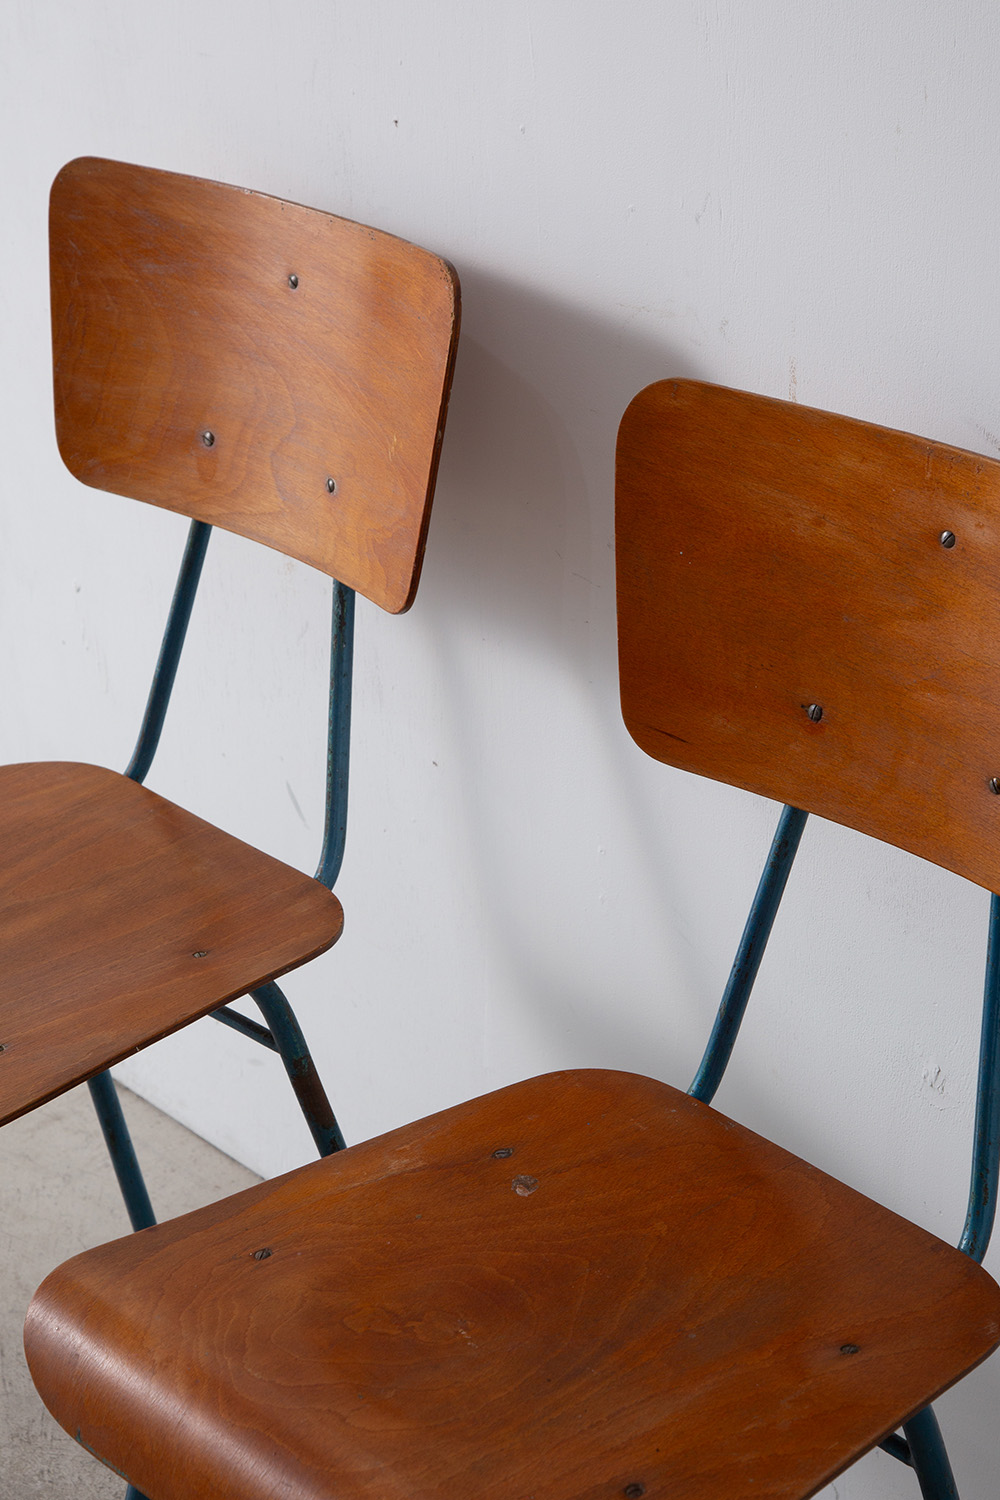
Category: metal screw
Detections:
[
  {"x1": 492, "y1": 1147, "x2": 514, "y2": 1159},
  {"x1": 0, "y1": 1044, "x2": 7, "y2": 1054},
  {"x1": 326, "y1": 476, "x2": 337, "y2": 494},
  {"x1": 806, "y1": 704, "x2": 824, "y2": 722},
  {"x1": 839, "y1": 1343, "x2": 860, "y2": 1356},
  {"x1": 288, "y1": 273, "x2": 299, "y2": 289},
  {"x1": 990, "y1": 779, "x2": 1000, "y2": 796},
  {"x1": 940, "y1": 530, "x2": 956, "y2": 549},
  {"x1": 201, "y1": 430, "x2": 215, "y2": 448},
  {"x1": 191, "y1": 950, "x2": 209, "y2": 959},
  {"x1": 252, "y1": 1247, "x2": 273, "y2": 1261},
  {"x1": 512, "y1": 1175, "x2": 539, "y2": 1196},
  {"x1": 624, "y1": 1486, "x2": 646, "y2": 1499}
]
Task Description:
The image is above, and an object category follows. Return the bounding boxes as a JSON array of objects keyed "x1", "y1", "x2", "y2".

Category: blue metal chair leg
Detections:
[
  {"x1": 86, "y1": 1072, "x2": 156, "y2": 1231},
  {"x1": 124, "y1": 1487, "x2": 150, "y2": 1500},
  {"x1": 251, "y1": 981, "x2": 346, "y2": 1156},
  {"x1": 903, "y1": 1405, "x2": 960, "y2": 1500}
]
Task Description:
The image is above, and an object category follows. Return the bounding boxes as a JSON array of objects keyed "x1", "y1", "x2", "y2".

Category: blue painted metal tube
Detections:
[
  {"x1": 124, "y1": 519, "x2": 212, "y2": 785},
  {"x1": 314, "y1": 581, "x2": 355, "y2": 889},
  {"x1": 688, "y1": 804, "x2": 809, "y2": 1105},
  {"x1": 959, "y1": 892, "x2": 1000, "y2": 1262},
  {"x1": 902, "y1": 1406, "x2": 960, "y2": 1500},
  {"x1": 251, "y1": 981, "x2": 346, "y2": 1155},
  {"x1": 211, "y1": 1003, "x2": 280, "y2": 1051},
  {"x1": 86, "y1": 1072, "x2": 156, "y2": 1232},
  {"x1": 879, "y1": 1431, "x2": 913, "y2": 1465}
]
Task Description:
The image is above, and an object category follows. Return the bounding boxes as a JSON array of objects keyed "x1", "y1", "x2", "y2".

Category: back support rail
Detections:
[
  {"x1": 688, "y1": 804, "x2": 808, "y2": 1105},
  {"x1": 123, "y1": 519, "x2": 356, "y2": 891},
  {"x1": 690, "y1": 802, "x2": 1000, "y2": 1268},
  {"x1": 960, "y1": 891, "x2": 1000, "y2": 1262},
  {"x1": 314, "y1": 581, "x2": 355, "y2": 890},
  {"x1": 125, "y1": 519, "x2": 213, "y2": 785}
]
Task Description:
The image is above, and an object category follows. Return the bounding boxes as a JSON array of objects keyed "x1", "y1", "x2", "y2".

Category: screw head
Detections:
[
  {"x1": 492, "y1": 1146, "x2": 514, "y2": 1159},
  {"x1": 806, "y1": 703, "x2": 824, "y2": 723},
  {"x1": 512, "y1": 1174, "x2": 539, "y2": 1196},
  {"x1": 839, "y1": 1343, "x2": 860, "y2": 1356},
  {"x1": 940, "y1": 530, "x2": 956, "y2": 549},
  {"x1": 252, "y1": 1247, "x2": 273, "y2": 1261},
  {"x1": 201, "y1": 430, "x2": 215, "y2": 448},
  {"x1": 191, "y1": 949, "x2": 209, "y2": 959},
  {"x1": 288, "y1": 273, "x2": 299, "y2": 289},
  {"x1": 326, "y1": 476, "x2": 337, "y2": 494},
  {"x1": 990, "y1": 779, "x2": 1000, "y2": 796},
  {"x1": 624, "y1": 1486, "x2": 646, "y2": 1499},
  {"x1": 0, "y1": 1043, "x2": 7, "y2": 1054}
]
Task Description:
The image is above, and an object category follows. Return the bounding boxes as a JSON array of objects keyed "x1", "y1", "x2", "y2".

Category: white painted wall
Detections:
[{"x1": 3, "y1": 2, "x2": 1000, "y2": 1494}]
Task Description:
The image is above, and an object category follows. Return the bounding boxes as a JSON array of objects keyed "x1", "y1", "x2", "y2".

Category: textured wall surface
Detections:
[{"x1": 3, "y1": 3, "x2": 1000, "y2": 1494}]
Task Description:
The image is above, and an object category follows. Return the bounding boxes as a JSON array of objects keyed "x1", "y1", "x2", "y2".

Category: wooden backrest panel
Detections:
[
  {"x1": 50, "y1": 158, "x2": 460, "y2": 612},
  {"x1": 616, "y1": 379, "x2": 1000, "y2": 892}
]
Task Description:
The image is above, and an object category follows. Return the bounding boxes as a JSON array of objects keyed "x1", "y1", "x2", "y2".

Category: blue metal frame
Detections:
[
  {"x1": 903, "y1": 1408, "x2": 960, "y2": 1500},
  {"x1": 314, "y1": 580, "x2": 356, "y2": 890},
  {"x1": 251, "y1": 982, "x2": 347, "y2": 1155},
  {"x1": 88, "y1": 520, "x2": 350, "y2": 1242},
  {"x1": 959, "y1": 891, "x2": 1000, "y2": 1262},
  {"x1": 687, "y1": 800, "x2": 1000, "y2": 1499},
  {"x1": 688, "y1": 804, "x2": 808, "y2": 1105},
  {"x1": 877, "y1": 891, "x2": 1000, "y2": 1494},
  {"x1": 86, "y1": 1071, "x2": 155, "y2": 1232},
  {"x1": 124, "y1": 519, "x2": 213, "y2": 786}
]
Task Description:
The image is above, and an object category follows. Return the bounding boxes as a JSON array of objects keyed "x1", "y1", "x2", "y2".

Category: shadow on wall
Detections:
[
  {"x1": 425, "y1": 265, "x2": 703, "y2": 662},
  {"x1": 413, "y1": 266, "x2": 741, "y2": 1083}
]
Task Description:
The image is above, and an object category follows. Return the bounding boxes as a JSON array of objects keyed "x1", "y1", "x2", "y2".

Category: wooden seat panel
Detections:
[
  {"x1": 25, "y1": 1070, "x2": 1000, "y2": 1500},
  {"x1": 0, "y1": 761, "x2": 342, "y2": 1126}
]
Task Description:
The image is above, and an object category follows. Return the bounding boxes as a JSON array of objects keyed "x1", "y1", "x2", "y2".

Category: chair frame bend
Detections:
[
  {"x1": 689, "y1": 800, "x2": 1000, "y2": 1498},
  {"x1": 88, "y1": 517, "x2": 355, "y2": 1236}
]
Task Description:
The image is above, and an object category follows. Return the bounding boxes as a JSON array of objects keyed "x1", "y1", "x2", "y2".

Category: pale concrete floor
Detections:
[{"x1": 1, "y1": 1082, "x2": 259, "y2": 1498}]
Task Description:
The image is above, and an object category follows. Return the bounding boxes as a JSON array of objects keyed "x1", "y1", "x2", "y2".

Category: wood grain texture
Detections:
[
  {"x1": 616, "y1": 379, "x2": 1000, "y2": 891},
  {"x1": 0, "y1": 762, "x2": 342, "y2": 1126},
  {"x1": 50, "y1": 157, "x2": 461, "y2": 613},
  {"x1": 25, "y1": 1069, "x2": 1000, "y2": 1500}
]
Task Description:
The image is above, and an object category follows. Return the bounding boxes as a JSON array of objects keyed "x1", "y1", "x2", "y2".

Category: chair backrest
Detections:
[
  {"x1": 616, "y1": 378, "x2": 1000, "y2": 893},
  {"x1": 49, "y1": 157, "x2": 460, "y2": 614}
]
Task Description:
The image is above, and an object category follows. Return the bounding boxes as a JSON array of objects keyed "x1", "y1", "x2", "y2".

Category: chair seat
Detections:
[
  {"x1": 25, "y1": 1069, "x2": 1000, "y2": 1500},
  {"x1": 0, "y1": 761, "x2": 343, "y2": 1125}
]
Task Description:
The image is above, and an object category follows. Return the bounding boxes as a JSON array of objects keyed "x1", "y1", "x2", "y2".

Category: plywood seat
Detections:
[
  {"x1": 25, "y1": 1069, "x2": 1000, "y2": 1500},
  {"x1": 0, "y1": 760, "x2": 342, "y2": 1128}
]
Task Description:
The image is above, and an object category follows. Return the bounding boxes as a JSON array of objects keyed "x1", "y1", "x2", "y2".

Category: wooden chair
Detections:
[
  {"x1": 24, "y1": 380, "x2": 1000, "y2": 1500},
  {"x1": 1, "y1": 156, "x2": 459, "y2": 1232}
]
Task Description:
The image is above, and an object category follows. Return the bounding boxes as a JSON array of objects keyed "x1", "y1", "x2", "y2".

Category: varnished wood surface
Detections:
[
  {"x1": 50, "y1": 157, "x2": 460, "y2": 613},
  {"x1": 25, "y1": 1070, "x2": 1000, "y2": 1500},
  {"x1": 0, "y1": 762, "x2": 342, "y2": 1126},
  {"x1": 617, "y1": 379, "x2": 1000, "y2": 891}
]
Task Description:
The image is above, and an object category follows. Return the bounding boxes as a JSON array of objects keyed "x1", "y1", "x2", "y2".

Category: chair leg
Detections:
[
  {"x1": 124, "y1": 1488, "x2": 150, "y2": 1500},
  {"x1": 250, "y1": 981, "x2": 346, "y2": 1156},
  {"x1": 86, "y1": 1072, "x2": 156, "y2": 1231},
  {"x1": 903, "y1": 1405, "x2": 960, "y2": 1500}
]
